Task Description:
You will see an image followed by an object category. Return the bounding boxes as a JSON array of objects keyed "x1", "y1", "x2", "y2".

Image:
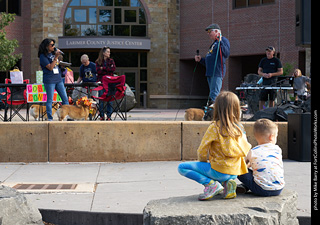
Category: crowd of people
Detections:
[{"x1": 38, "y1": 39, "x2": 116, "y2": 121}]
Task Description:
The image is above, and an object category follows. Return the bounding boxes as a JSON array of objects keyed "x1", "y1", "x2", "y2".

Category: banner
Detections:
[{"x1": 26, "y1": 84, "x2": 62, "y2": 103}]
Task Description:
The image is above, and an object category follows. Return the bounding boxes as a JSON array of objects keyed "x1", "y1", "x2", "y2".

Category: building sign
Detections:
[
  {"x1": 27, "y1": 84, "x2": 62, "y2": 103},
  {"x1": 58, "y1": 37, "x2": 151, "y2": 50}
]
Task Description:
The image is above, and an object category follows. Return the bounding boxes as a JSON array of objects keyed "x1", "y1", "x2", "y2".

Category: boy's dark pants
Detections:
[{"x1": 238, "y1": 169, "x2": 282, "y2": 197}]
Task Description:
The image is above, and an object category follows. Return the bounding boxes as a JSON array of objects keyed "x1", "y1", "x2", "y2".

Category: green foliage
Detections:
[
  {"x1": 282, "y1": 62, "x2": 295, "y2": 76},
  {"x1": 0, "y1": 13, "x2": 22, "y2": 71}
]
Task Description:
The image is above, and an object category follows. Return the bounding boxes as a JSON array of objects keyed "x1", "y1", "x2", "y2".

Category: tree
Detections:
[{"x1": 0, "y1": 13, "x2": 22, "y2": 71}]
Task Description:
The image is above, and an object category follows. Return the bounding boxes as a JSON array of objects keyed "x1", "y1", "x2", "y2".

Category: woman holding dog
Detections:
[
  {"x1": 38, "y1": 38, "x2": 69, "y2": 121},
  {"x1": 95, "y1": 46, "x2": 116, "y2": 120}
]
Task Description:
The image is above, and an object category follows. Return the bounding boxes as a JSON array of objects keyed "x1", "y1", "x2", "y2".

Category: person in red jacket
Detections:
[
  {"x1": 95, "y1": 46, "x2": 116, "y2": 120},
  {"x1": 96, "y1": 46, "x2": 116, "y2": 81}
]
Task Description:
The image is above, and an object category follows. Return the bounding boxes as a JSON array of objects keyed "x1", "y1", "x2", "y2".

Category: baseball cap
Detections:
[
  {"x1": 266, "y1": 46, "x2": 275, "y2": 52},
  {"x1": 205, "y1": 23, "x2": 221, "y2": 31}
]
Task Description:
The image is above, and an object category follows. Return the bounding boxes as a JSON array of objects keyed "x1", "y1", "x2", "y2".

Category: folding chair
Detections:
[
  {"x1": 1, "y1": 78, "x2": 30, "y2": 121},
  {"x1": 93, "y1": 75, "x2": 127, "y2": 121}
]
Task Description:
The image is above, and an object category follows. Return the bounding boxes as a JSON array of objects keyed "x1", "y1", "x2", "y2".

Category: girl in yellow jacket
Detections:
[{"x1": 178, "y1": 91, "x2": 251, "y2": 200}]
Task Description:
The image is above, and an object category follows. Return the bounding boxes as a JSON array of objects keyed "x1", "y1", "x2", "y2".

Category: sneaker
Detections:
[
  {"x1": 236, "y1": 184, "x2": 249, "y2": 194},
  {"x1": 198, "y1": 181, "x2": 224, "y2": 201},
  {"x1": 222, "y1": 179, "x2": 237, "y2": 199}
]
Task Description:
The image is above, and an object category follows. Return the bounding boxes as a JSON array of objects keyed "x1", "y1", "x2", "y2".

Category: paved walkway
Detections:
[{"x1": 0, "y1": 160, "x2": 311, "y2": 217}]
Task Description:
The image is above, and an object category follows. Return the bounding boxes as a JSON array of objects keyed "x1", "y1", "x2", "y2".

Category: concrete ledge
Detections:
[
  {"x1": 0, "y1": 121, "x2": 288, "y2": 162},
  {"x1": 48, "y1": 121, "x2": 182, "y2": 162},
  {"x1": 0, "y1": 122, "x2": 48, "y2": 162},
  {"x1": 143, "y1": 189, "x2": 299, "y2": 225}
]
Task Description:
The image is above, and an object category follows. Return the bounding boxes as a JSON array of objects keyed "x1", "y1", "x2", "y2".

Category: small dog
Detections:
[
  {"x1": 57, "y1": 97, "x2": 96, "y2": 121},
  {"x1": 184, "y1": 108, "x2": 205, "y2": 121},
  {"x1": 29, "y1": 103, "x2": 59, "y2": 120}
]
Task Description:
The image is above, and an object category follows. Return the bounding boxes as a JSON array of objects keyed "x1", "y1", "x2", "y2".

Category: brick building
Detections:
[{"x1": 2, "y1": 0, "x2": 310, "y2": 108}]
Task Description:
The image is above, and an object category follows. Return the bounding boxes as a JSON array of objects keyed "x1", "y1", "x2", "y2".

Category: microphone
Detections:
[
  {"x1": 54, "y1": 47, "x2": 64, "y2": 55},
  {"x1": 196, "y1": 49, "x2": 199, "y2": 56}
]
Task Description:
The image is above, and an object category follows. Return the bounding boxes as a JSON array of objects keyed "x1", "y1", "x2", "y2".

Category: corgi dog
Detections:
[
  {"x1": 29, "y1": 103, "x2": 59, "y2": 120},
  {"x1": 57, "y1": 97, "x2": 96, "y2": 121}
]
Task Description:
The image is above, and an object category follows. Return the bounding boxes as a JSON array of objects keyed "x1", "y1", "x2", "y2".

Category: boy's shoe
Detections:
[
  {"x1": 236, "y1": 184, "x2": 249, "y2": 194},
  {"x1": 198, "y1": 181, "x2": 224, "y2": 201},
  {"x1": 222, "y1": 179, "x2": 237, "y2": 199}
]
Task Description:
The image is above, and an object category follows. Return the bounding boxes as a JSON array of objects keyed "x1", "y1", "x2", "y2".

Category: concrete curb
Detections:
[{"x1": 40, "y1": 209, "x2": 143, "y2": 225}]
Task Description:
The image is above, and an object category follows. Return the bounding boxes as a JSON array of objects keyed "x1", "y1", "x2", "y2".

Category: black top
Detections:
[{"x1": 258, "y1": 57, "x2": 282, "y2": 85}]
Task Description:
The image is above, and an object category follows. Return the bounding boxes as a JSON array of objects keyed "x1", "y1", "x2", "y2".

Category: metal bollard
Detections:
[{"x1": 143, "y1": 90, "x2": 147, "y2": 109}]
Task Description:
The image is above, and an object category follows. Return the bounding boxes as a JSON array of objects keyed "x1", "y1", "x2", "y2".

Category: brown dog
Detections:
[
  {"x1": 184, "y1": 108, "x2": 205, "y2": 121},
  {"x1": 29, "y1": 103, "x2": 59, "y2": 120},
  {"x1": 57, "y1": 98, "x2": 96, "y2": 121}
]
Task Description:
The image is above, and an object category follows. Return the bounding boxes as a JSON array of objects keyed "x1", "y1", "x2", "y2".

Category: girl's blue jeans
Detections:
[
  {"x1": 44, "y1": 81, "x2": 69, "y2": 120},
  {"x1": 178, "y1": 161, "x2": 237, "y2": 185}
]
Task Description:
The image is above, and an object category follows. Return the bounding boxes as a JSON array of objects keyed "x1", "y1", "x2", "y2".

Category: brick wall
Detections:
[{"x1": 4, "y1": 1, "x2": 31, "y2": 80}]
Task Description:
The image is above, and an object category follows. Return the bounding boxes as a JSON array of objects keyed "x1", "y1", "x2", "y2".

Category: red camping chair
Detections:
[
  {"x1": 1, "y1": 78, "x2": 30, "y2": 121},
  {"x1": 93, "y1": 75, "x2": 127, "y2": 120}
]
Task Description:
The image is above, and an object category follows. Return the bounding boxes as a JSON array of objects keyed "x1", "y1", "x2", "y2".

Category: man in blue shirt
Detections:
[
  {"x1": 76, "y1": 54, "x2": 97, "y2": 83},
  {"x1": 195, "y1": 23, "x2": 230, "y2": 106}
]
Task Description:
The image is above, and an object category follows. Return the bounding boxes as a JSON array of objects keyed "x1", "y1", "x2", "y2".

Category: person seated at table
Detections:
[
  {"x1": 74, "y1": 54, "x2": 98, "y2": 100},
  {"x1": 38, "y1": 38, "x2": 69, "y2": 121},
  {"x1": 76, "y1": 54, "x2": 97, "y2": 83}
]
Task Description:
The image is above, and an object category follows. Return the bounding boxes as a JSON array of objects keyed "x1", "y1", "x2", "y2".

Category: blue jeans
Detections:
[
  {"x1": 98, "y1": 89, "x2": 113, "y2": 119},
  {"x1": 178, "y1": 161, "x2": 237, "y2": 185},
  {"x1": 207, "y1": 76, "x2": 223, "y2": 102},
  {"x1": 238, "y1": 169, "x2": 282, "y2": 197},
  {"x1": 44, "y1": 81, "x2": 69, "y2": 120}
]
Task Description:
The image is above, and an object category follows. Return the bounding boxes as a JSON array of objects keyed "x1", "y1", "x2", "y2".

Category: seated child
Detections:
[
  {"x1": 178, "y1": 91, "x2": 252, "y2": 201},
  {"x1": 237, "y1": 119, "x2": 285, "y2": 196}
]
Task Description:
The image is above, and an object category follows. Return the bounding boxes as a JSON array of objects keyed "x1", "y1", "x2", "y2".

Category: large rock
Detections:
[
  {"x1": 0, "y1": 185, "x2": 43, "y2": 225},
  {"x1": 143, "y1": 189, "x2": 298, "y2": 225}
]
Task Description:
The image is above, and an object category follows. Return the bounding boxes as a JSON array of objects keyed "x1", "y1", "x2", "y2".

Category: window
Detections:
[
  {"x1": 0, "y1": 0, "x2": 21, "y2": 16},
  {"x1": 234, "y1": 0, "x2": 275, "y2": 9},
  {"x1": 64, "y1": 0, "x2": 147, "y2": 37}
]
